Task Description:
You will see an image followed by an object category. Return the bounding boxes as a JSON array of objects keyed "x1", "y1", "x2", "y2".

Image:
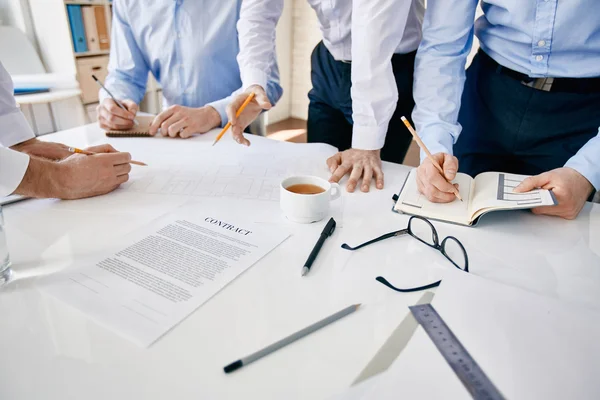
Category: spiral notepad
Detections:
[{"x1": 105, "y1": 115, "x2": 155, "y2": 137}]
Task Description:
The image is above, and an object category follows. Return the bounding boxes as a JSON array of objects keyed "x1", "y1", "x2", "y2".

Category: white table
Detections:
[{"x1": 1, "y1": 124, "x2": 599, "y2": 400}]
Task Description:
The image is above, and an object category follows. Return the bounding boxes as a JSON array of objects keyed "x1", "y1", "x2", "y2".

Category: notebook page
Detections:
[
  {"x1": 470, "y1": 172, "x2": 556, "y2": 221},
  {"x1": 395, "y1": 169, "x2": 473, "y2": 225}
]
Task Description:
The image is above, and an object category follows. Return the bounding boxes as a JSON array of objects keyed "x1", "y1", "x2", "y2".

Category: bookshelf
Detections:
[{"x1": 28, "y1": 0, "x2": 161, "y2": 118}]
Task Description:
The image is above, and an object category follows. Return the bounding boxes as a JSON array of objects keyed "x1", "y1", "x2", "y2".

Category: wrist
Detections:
[
  {"x1": 205, "y1": 106, "x2": 222, "y2": 128},
  {"x1": 15, "y1": 157, "x2": 61, "y2": 198}
]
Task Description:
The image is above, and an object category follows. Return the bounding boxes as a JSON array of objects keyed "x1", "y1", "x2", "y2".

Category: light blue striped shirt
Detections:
[
  {"x1": 413, "y1": 0, "x2": 600, "y2": 190},
  {"x1": 102, "y1": 0, "x2": 282, "y2": 127}
]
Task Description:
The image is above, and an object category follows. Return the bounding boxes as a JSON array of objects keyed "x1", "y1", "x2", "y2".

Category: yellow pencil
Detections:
[
  {"x1": 68, "y1": 147, "x2": 147, "y2": 166},
  {"x1": 400, "y1": 116, "x2": 462, "y2": 202},
  {"x1": 212, "y1": 92, "x2": 256, "y2": 146}
]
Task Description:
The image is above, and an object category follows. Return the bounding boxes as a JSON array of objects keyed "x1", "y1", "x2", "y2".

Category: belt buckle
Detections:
[{"x1": 522, "y1": 77, "x2": 554, "y2": 92}]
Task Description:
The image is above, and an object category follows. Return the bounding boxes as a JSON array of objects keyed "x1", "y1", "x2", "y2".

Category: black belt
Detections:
[{"x1": 480, "y1": 51, "x2": 600, "y2": 94}]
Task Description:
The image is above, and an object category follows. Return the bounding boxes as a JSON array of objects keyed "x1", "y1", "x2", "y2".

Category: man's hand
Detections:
[
  {"x1": 10, "y1": 138, "x2": 72, "y2": 160},
  {"x1": 148, "y1": 105, "x2": 221, "y2": 138},
  {"x1": 416, "y1": 152, "x2": 459, "y2": 203},
  {"x1": 514, "y1": 167, "x2": 593, "y2": 220},
  {"x1": 97, "y1": 98, "x2": 138, "y2": 130},
  {"x1": 225, "y1": 85, "x2": 272, "y2": 146},
  {"x1": 326, "y1": 149, "x2": 383, "y2": 193}
]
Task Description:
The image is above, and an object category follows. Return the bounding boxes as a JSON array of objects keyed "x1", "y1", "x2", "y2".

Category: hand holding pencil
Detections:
[
  {"x1": 401, "y1": 117, "x2": 462, "y2": 203},
  {"x1": 217, "y1": 85, "x2": 272, "y2": 147}
]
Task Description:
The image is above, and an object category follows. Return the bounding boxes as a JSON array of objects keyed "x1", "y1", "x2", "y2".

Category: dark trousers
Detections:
[
  {"x1": 456, "y1": 51, "x2": 600, "y2": 180},
  {"x1": 307, "y1": 41, "x2": 415, "y2": 164}
]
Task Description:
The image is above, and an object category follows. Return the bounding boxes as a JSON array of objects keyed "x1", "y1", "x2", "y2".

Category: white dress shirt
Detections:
[
  {"x1": 237, "y1": 0, "x2": 424, "y2": 150},
  {"x1": 0, "y1": 62, "x2": 34, "y2": 197}
]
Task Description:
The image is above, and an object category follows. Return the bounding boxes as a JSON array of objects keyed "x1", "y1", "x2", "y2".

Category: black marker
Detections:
[{"x1": 301, "y1": 217, "x2": 336, "y2": 277}]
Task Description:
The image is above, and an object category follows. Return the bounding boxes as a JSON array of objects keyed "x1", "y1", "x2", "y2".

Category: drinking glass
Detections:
[{"x1": 0, "y1": 206, "x2": 12, "y2": 286}]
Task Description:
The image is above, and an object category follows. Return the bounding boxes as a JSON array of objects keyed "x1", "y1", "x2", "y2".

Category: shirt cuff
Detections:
[
  {"x1": 351, "y1": 124, "x2": 387, "y2": 150},
  {"x1": 0, "y1": 147, "x2": 30, "y2": 197},
  {"x1": 418, "y1": 128, "x2": 455, "y2": 163},
  {"x1": 565, "y1": 156, "x2": 600, "y2": 191},
  {"x1": 241, "y1": 67, "x2": 268, "y2": 92},
  {"x1": 0, "y1": 110, "x2": 35, "y2": 147},
  {"x1": 206, "y1": 97, "x2": 230, "y2": 128}
]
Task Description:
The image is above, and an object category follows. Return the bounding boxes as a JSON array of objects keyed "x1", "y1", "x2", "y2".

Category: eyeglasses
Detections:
[{"x1": 341, "y1": 216, "x2": 469, "y2": 293}]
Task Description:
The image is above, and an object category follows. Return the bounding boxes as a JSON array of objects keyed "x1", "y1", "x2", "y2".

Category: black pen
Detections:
[{"x1": 301, "y1": 217, "x2": 336, "y2": 277}]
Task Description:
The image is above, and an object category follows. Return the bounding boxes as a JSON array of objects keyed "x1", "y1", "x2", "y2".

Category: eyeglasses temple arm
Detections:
[
  {"x1": 341, "y1": 229, "x2": 408, "y2": 251},
  {"x1": 376, "y1": 276, "x2": 442, "y2": 292}
]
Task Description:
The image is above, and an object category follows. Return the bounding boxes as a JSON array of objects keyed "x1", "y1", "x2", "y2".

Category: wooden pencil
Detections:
[{"x1": 69, "y1": 147, "x2": 147, "y2": 166}]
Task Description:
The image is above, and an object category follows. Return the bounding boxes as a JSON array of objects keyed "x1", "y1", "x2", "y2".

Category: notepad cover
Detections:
[{"x1": 104, "y1": 115, "x2": 155, "y2": 137}]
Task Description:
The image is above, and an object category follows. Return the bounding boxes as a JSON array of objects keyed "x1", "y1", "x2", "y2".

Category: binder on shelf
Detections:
[
  {"x1": 67, "y1": 5, "x2": 88, "y2": 53},
  {"x1": 93, "y1": 6, "x2": 110, "y2": 50},
  {"x1": 82, "y1": 6, "x2": 100, "y2": 52}
]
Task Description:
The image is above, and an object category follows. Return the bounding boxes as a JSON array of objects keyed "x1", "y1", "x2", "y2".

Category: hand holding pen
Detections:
[{"x1": 93, "y1": 75, "x2": 140, "y2": 131}]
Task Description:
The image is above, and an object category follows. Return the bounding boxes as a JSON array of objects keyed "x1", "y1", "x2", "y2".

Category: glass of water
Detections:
[{"x1": 0, "y1": 206, "x2": 12, "y2": 285}]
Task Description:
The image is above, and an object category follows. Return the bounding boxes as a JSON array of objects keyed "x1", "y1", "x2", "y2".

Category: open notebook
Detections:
[
  {"x1": 393, "y1": 169, "x2": 557, "y2": 226},
  {"x1": 104, "y1": 115, "x2": 155, "y2": 137}
]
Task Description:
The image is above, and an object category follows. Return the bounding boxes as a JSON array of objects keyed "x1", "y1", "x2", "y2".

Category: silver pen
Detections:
[{"x1": 92, "y1": 75, "x2": 139, "y2": 126}]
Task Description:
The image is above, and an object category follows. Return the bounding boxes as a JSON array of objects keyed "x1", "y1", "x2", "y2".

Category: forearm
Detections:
[
  {"x1": 412, "y1": 0, "x2": 479, "y2": 159},
  {"x1": 350, "y1": 0, "x2": 413, "y2": 150},
  {"x1": 101, "y1": 0, "x2": 149, "y2": 104},
  {"x1": 564, "y1": 128, "x2": 600, "y2": 190},
  {"x1": 13, "y1": 157, "x2": 62, "y2": 198},
  {"x1": 10, "y1": 138, "x2": 71, "y2": 160},
  {"x1": 237, "y1": 0, "x2": 284, "y2": 91}
]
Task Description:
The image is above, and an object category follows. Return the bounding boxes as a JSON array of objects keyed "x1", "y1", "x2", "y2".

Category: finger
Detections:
[
  {"x1": 103, "y1": 151, "x2": 132, "y2": 165},
  {"x1": 427, "y1": 166, "x2": 457, "y2": 194},
  {"x1": 232, "y1": 125, "x2": 250, "y2": 146},
  {"x1": 442, "y1": 154, "x2": 459, "y2": 181},
  {"x1": 115, "y1": 174, "x2": 130, "y2": 185},
  {"x1": 329, "y1": 163, "x2": 351, "y2": 184},
  {"x1": 99, "y1": 108, "x2": 133, "y2": 130},
  {"x1": 374, "y1": 165, "x2": 384, "y2": 189},
  {"x1": 168, "y1": 119, "x2": 187, "y2": 137},
  {"x1": 417, "y1": 172, "x2": 455, "y2": 203},
  {"x1": 179, "y1": 126, "x2": 194, "y2": 139},
  {"x1": 160, "y1": 115, "x2": 181, "y2": 138},
  {"x1": 121, "y1": 100, "x2": 138, "y2": 115},
  {"x1": 347, "y1": 164, "x2": 364, "y2": 193},
  {"x1": 86, "y1": 144, "x2": 117, "y2": 153},
  {"x1": 326, "y1": 153, "x2": 342, "y2": 173},
  {"x1": 226, "y1": 96, "x2": 245, "y2": 128},
  {"x1": 255, "y1": 90, "x2": 272, "y2": 110},
  {"x1": 150, "y1": 108, "x2": 175, "y2": 136},
  {"x1": 361, "y1": 165, "x2": 373, "y2": 192},
  {"x1": 514, "y1": 173, "x2": 551, "y2": 193},
  {"x1": 114, "y1": 163, "x2": 132, "y2": 176},
  {"x1": 105, "y1": 100, "x2": 135, "y2": 120}
]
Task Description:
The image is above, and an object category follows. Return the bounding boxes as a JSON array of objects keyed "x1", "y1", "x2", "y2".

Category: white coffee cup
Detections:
[{"x1": 280, "y1": 176, "x2": 341, "y2": 224}]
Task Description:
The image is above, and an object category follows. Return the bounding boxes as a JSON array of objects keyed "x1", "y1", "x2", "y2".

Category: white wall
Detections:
[
  {"x1": 266, "y1": 0, "x2": 293, "y2": 125},
  {"x1": 290, "y1": 0, "x2": 320, "y2": 120},
  {"x1": 0, "y1": 0, "x2": 36, "y2": 47}
]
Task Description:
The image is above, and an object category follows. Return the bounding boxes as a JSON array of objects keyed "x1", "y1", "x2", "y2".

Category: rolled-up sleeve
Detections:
[
  {"x1": 237, "y1": 0, "x2": 283, "y2": 93},
  {"x1": 350, "y1": 0, "x2": 415, "y2": 151},
  {"x1": 0, "y1": 147, "x2": 29, "y2": 197},
  {"x1": 564, "y1": 128, "x2": 600, "y2": 191},
  {"x1": 0, "y1": 62, "x2": 32, "y2": 195},
  {"x1": 412, "y1": 0, "x2": 479, "y2": 160},
  {"x1": 101, "y1": 0, "x2": 150, "y2": 104}
]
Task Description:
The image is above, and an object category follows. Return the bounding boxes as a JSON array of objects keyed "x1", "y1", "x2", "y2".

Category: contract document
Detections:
[{"x1": 41, "y1": 206, "x2": 289, "y2": 346}]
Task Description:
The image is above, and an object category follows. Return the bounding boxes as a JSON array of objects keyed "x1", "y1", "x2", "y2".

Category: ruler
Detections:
[{"x1": 409, "y1": 304, "x2": 505, "y2": 400}]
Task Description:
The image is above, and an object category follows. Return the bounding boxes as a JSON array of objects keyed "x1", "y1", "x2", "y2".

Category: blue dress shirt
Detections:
[
  {"x1": 412, "y1": 0, "x2": 600, "y2": 190},
  {"x1": 102, "y1": 0, "x2": 282, "y2": 127}
]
